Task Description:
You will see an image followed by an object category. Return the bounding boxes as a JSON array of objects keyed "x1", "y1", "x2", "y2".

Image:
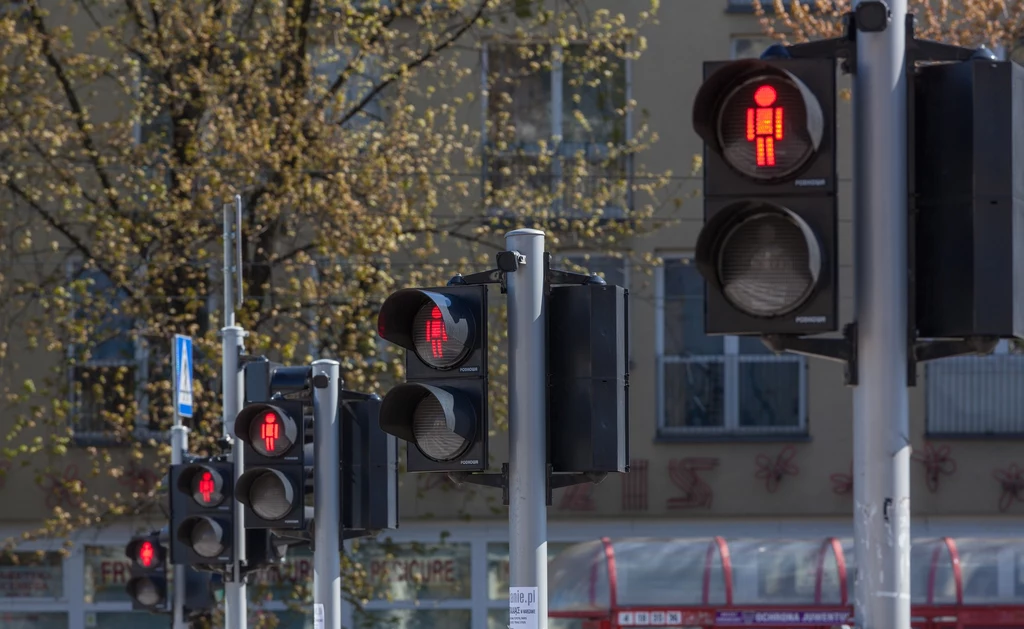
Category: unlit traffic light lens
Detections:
[
  {"x1": 412, "y1": 395, "x2": 468, "y2": 461},
  {"x1": 717, "y1": 211, "x2": 820, "y2": 317},
  {"x1": 189, "y1": 518, "x2": 225, "y2": 558},
  {"x1": 132, "y1": 577, "x2": 163, "y2": 606},
  {"x1": 248, "y1": 470, "x2": 294, "y2": 521},
  {"x1": 249, "y1": 411, "x2": 293, "y2": 457},
  {"x1": 717, "y1": 76, "x2": 817, "y2": 180},
  {"x1": 412, "y1": 303, "x2": 471, "y2": 369},
  {"x1": 191, "y1": 470, "x2": 224, "y2": 507}
]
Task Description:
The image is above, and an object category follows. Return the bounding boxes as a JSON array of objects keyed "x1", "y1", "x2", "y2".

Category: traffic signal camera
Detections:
[
  {"x1": 234, "y1": 400, "x2": 308, "y2": 529},
  {"x1": 125, "y1": 534, "x2": 167, "y2": 611},
  {"x1": 692, "y1": 57, "x2": 838, "y2": 336},
  {"x1": 376, "y1": 285, "x2": 489, "y2": 472},
  {"x1": 170, "y1": 462, "x2": 235, "y2": 566}
]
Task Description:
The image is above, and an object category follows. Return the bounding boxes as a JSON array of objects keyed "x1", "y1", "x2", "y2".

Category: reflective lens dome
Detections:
[
  {"x1": 189, "y1": 518, "x2": 225, "y2": 558},
  {"x1": 248, "y1": 410, "x2": 294, "y2": 457},
  {"x1": 190, "y1": 469, "x2": 224, "y2": 507},
  {"x1": 249, "y1": 471, "x2": 293, "y2": 521},
  {"x1": 412, "y1": 302, "x2": 471, "y2": 369},
  {"x1": 132, "y1": 577, "x2": 163, "y2": 606},
  {"x1": 412, "y1": 395, "x2": 468, "y2": 461},
  {"x1": 717, "y1": 212, "x2": 821, "y2": 317}
]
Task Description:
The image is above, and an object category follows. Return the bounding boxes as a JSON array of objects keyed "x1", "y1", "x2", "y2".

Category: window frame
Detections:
[
  {"x1": 479, "y1": 39, "x2": 635, "y2": 218},
  {"x1": 729, "y1": 34, "x2": 779, "y2": 60},
  {"x1": 654, "y1": 253, "x2": 808, "y2": 439}
]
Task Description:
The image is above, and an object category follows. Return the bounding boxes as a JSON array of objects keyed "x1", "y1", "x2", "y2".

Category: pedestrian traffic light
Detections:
[
  {"x1": 548, "y1": 282, "x2": 629, "y2": 474},
  {"x1": 376, "y1": 284, "x2": 489, "y2": 472},
  {"x1": 234, "y1": 399, "x2": 308, "y2": 529},
  {"x1": 341, "y1": 391, "x2": 399, "y2": 535},
  {"x1": 691, "y1": 55, "x2": 838, "y2": 335},
  {"x1": 125, "y1": 534, "x2": 167, "y2": 611},
  {"x1": 914, "y1": 57, "x2": 1024, "y2": 340},
  {"x1": 170, "y1": 461, "x2": 235, "y2": 566}
]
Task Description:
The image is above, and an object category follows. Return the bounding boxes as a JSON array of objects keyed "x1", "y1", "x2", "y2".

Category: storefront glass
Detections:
[
  {"x1": 0, "y1": 552, "x2": 63, "y2": 599},
  {"x1": 0, "y1": 612, "x2": 67, "y2": 629},
  {"x1": 248, "y1": 547, "x2": 314, "y2": 605},
  {"x1": 487, "y1": 611, "x2": 583, "y2": 629},
  {"x1": 84, "y1": 545, "x2": 142, "y2": 603},
  {"x1": 351, "y1": 539, "x2": 472, "y2": 602},
  {"x1": 354, "y1": 608, "x2": 471, "y2": 629},
  {"x1": 487, "y1": 543, "x2": 572, "y2": 600}
]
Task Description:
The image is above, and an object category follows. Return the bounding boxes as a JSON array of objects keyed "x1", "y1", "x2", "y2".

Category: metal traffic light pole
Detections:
[
  {"x1": 851, "y1": 1, "x2": 912, "y2": 627},
  {"x1": 222, "y1": 196, "x2": 248, "y2": 629},
  {"x1": 169, "y1": 411, "x2": 188, "y2": 629},
  {"x1": 312, "y1": 359, "x2": 342, "y2": 629},
  {"x1": 505, "y1": 228, "x2": 549, "y2": 629}
]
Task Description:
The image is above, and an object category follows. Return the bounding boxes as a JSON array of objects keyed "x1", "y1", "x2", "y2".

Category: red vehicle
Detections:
[{"x1": 547, "y1": 536, "x2": 1024, "y2": 629}]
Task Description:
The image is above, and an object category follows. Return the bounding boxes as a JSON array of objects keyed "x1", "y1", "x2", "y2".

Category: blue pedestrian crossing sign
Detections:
[{"x1": 174, "y1": 334, "x2": 194, "y2": 418}]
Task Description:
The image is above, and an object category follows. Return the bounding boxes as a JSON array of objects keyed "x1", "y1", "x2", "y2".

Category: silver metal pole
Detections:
[
  {"x1": 170, "y1": 416, "x2": 189, "y2": 629},
  {"x1": 312, "y1": 359, "x2": 342, "y2": 629},
  {"x1": 852, "y1": 2, "x2": 912, "y2": 628},
  {"x1": 222, "y1": 201, "x2": 247, "y2": 629},
  {"x1": 505, "y1": 228, "x2": 548, "y2": 629}
]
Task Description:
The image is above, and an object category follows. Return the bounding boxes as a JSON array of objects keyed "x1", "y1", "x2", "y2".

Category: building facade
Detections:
[{"x1": 1, "y1": 1, "x2": 1024, "y2": 629}]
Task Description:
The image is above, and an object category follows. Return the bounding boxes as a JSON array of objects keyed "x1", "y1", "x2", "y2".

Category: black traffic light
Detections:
[
  {"x1": 341, "y1": 391, "x2": 399, "y2": 536},
  {"x1": 548, "y1": 282, "x2": 629, "y2": 474},
  {"x1": 125, "y1": 534, "x2": 167, "y2": 611},
  {"x1": 376, "y1": 284, "x2": 489, "y2": 472},
  {"x1": 914, "y1": 58, "x2": 1024, "y2": 339},
  {"x1": 692, "y1": 55, "x2": 838, "y2": 335},
  {"x1": 234, "y1": 399, "x2": 308, "y2": 529},
  {"x1": 170, "y1": 461, "x2": 235, "y2": 566}
]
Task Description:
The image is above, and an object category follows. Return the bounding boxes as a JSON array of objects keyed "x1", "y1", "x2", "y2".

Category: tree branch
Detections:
[{"x1": 27, "y1": 1, "x2": 124, "y2": 218}]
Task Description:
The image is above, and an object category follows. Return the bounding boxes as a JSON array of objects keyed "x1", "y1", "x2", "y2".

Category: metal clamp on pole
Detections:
[
  {"x1": 505, "y1": 228, "x2": 549, "y2": 629},
  {"x1": 312, "y1": 359, "x2": 342, "y2": 629}
]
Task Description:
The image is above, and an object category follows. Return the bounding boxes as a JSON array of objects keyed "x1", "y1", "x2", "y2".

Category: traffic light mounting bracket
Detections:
[
  {"x1": 763, "y1": 322, "x2": 859, "y2": 387},
  {"x1": 448, "y1": 464, "x2": 607, "y2": 507}
]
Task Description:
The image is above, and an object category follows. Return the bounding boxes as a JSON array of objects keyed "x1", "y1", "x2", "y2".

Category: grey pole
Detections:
[
  {"x1": 169, "y1": 410, "x2": 189, "y2": 629},
  {"x1": 851, "y1": 2, "x2": 912, "y2": 628},
  {"x1": 222, "y1": 200, "x2": 247, "y2": 629},
  {"x1": 312, "y1": 359, "x2": 342, "y2": 629},
  {"x1": 505, "y1": 228, "x2": 548, "y2": 629}
]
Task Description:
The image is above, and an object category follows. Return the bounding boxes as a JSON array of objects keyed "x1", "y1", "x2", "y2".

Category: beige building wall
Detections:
[{"x1": 2, "y1": 0, "x2": 1023, "y2": 532}]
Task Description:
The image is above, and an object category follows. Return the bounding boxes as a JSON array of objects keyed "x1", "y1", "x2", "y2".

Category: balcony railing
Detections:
[
  {"x1": 926, "y1": 354, "x2": 1024, "y2": 436},
  {"x1": 484, "y1": 143, "x2": 631, "y2": 219}
]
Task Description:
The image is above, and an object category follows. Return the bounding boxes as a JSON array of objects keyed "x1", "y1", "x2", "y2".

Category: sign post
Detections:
[{"x1": 170, "y1": 334, "x2": 192, "y2": 629}]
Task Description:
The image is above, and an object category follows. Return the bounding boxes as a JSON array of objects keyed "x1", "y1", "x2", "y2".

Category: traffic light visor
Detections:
[
  {"x1": 234, "y1": 403, "x2": 299, "y2": 458},
  {"x1": 694, "y1": 60, "x2": 824, "y2": 182},
  {"x1": 176, "y1": 465, "x2": 227, "y2": 508},
  {"x1": 379, "y1": 382, "x2": 477, "y2": 461},
  {"x1": 176, "y1": 516, "x2": 226, "y2": 559},
  {"x1": 377, "y1": 289, "x2": 475, "y2": 369},
  {"x1": 696, "y1": 201, "x2": 823, "y2": 317}
]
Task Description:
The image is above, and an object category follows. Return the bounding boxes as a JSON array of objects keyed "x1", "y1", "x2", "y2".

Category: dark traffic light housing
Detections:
[
  {"x1": 692, "y1": 57, "x2": 838, "y2": 335},
  {"x1": 914, "y1": 58, "x2": 1024, "y2": 340},
  {"x1": 377, "y1": 285, "x2": 489, "y2": 472},
  {"x1": 170, "y1": 461, "x2": 235, "y2": 566},
  {"x1": 125, "y1": 534, "x2": 167, "y2": 611},
  {"x1": 342, "y1": 391, "x2": 399, "y2": 535},
  {"x1": 234, "y1": 400, "x2": 308, "y2": 529}
]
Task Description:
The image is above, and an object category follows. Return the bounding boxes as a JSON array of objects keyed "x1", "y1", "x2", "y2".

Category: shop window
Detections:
[
  {"x1": 0, "y1": 613, "x2": 67, "y2": 629},
  {"x1": 489, "y1": 611, "x2": 584, "y2": 629},
  {"x1": 86, "y1": 612, "x2": 156, "y2": 629},
  {"x1": 487, "y1": 542, "x2": 574, "y2": 600},
  {"x1": 84, "y1": 545, "x2": 136, "y2": 603},
  {"x1": 248, "y1": 546, "x2": 314, "y2": 604},
  {"x1": 350, "y1": 539, "x2": 472, "y2": 602},
  {"x1": 354, "y1": 609, "x2": 471, "y2": 629},
  {"x1": 0, "y1": 551, "x2": 63, "y2": 599}
]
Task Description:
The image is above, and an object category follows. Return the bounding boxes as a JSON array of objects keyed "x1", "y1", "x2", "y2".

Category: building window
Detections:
[
  {"x1": 66, "y1": 261, "x2": 148, "y2": 444},
  {"x1": 925, "y1": 340, "x2": 1024, "y2": 436},
  {"x1": 730, "y1": 35, "x2": 778, "y2": 60},
  {"x1": 0, "y1": 551, "x2": 64, "y2": 600},
  {"x1": 312, "y1": 44, "x2": 385, "y2": 130},
  {"x1": 482, "y1": 41, "x2": 632, "y2": 218},
  {"x1": 655, "y1": 257, "x2": 806, "y2": 437}
]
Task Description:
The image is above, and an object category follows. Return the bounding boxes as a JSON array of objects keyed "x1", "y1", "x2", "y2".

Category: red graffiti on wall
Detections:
[
  {"x1": 666, "y1": 458, "x2": 718, "y2": 509},
  {"x1": 754, "y1": 445, "x2": 799, "y2": 493}
]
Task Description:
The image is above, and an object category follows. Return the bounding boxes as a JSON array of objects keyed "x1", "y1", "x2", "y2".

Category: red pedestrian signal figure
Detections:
[
  {"x1": 425, "y1": 306, "x2": 448, "y2": 359},
  {"x1": 198, "y1": 471, "x2": 215, "y2": 504},
  {"x1": 139, "y1": 540, "x2": 155, "y2": 568},
  {"x1": 261, "y1": 413, "x2": 280, "y2": 452},
  {"x1": 746, "y1": 84, "x2": 785, "y2": 167}
]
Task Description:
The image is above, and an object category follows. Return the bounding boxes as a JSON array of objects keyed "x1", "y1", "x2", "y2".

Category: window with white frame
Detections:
[
  {"x1": 925, "y1": 339, "x2": 1024, "y2": 436},
  {"x1": 655, "y1": 256, "x2": 806, "y2": 436},
  {"x1": 482, "y1": 41, "x2": 631, "y2": 217},
  {"x1": 66, "y1": 261, "x2": 148, "y2": 444},
  {"x1": 730, "y1": 34, "x2": 778, "y2": 60}
]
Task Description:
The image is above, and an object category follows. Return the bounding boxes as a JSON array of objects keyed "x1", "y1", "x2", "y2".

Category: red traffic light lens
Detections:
[
  {"x1": 412, "y1": 303, "x2": 472, "y2": 369},
  {"x1": 138, "y1": 540, "x2": 157, "y2": 568},
  {"x1": 191, "y1": 469, "x2": 225, "y2": 507},
  {"x1": 249, "y1": 410, "x2": 293, "y2": 457},
  {"x1": 716, "y1": 76, "x2": 817, "y2": 181}
]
